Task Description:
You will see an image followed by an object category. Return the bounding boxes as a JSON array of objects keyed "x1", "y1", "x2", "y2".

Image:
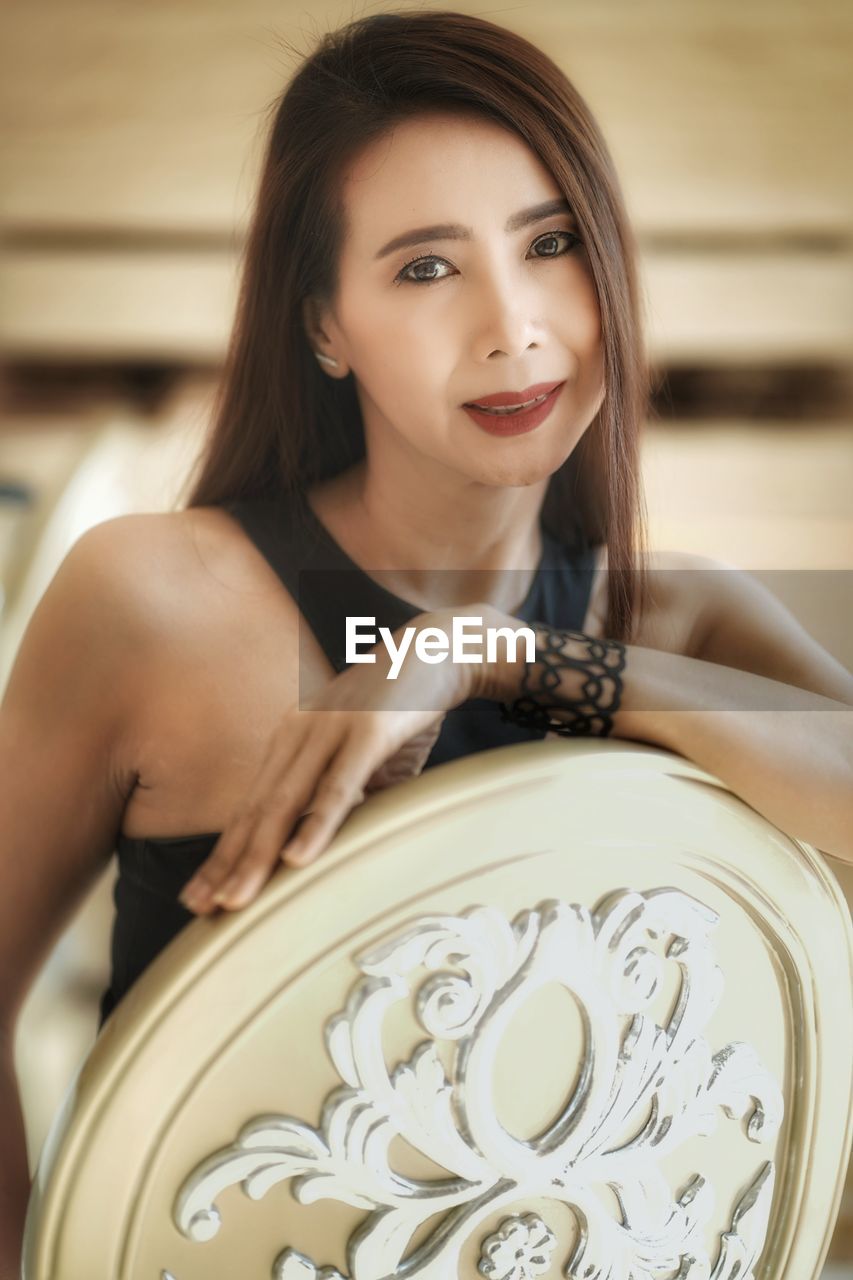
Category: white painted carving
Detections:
[
  {"x1": 710, "y1": 1161, "x2": 776, "y2": 1280},
  {"x1": 478, "y1": 1212, "x2": 556, "y2": 1279},
  {"x1": 172, "y1": 888, "x2": 783, "y2": 1279},
  {"x1": 273, "y1": 1250, "x2": 345, "y2": 1280}
]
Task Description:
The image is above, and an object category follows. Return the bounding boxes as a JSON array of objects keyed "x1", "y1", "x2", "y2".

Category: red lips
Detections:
[{"x1": 463, "y1": 380, "x2": 564, "y2": 409}]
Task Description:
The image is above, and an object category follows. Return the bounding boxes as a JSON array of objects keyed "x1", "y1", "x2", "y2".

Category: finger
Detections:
[
  {"x1": 281, "y1": 737, "x2": 372, "y2": 867},
  {"x1": 178, "y1": 807, "x2": 257, "y2": 914},
  {"x1": 178, "y1": 728, "x2": 331, "y2": 912},
  {"x1": 178, "y1": 800, "x2": 317, "y2": 915},
  {"x1": 281, "y1": 780, "x2": 367, "y2": 868},
  {"x1": 212, "y1": 734, "x2": 342, "y2": 908}
]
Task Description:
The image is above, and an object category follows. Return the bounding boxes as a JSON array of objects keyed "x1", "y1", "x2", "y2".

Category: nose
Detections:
[{"x1": 471, "y1": 268, "x2": 543, "y2": 360}]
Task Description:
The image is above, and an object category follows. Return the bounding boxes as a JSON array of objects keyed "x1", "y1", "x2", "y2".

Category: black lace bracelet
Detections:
[{"x1": 499, "y1": 625, "x2": 627, "y2": 738}]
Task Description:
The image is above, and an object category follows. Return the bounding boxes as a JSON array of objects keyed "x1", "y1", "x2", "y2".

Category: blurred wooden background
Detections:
[
  {"x1": 1, "y1": 0, "x2": 852, "y2": 361},
  {"x1": 1, "y1": 0, "x2": 851, "y2": 1265}
]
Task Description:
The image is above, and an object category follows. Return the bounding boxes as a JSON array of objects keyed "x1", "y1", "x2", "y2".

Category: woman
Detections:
[{"x1": 1, "y1": 10, "x2": 851, "y2": 1269}]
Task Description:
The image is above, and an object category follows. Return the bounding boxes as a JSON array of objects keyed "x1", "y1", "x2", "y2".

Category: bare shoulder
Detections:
[
  {"x1": 610, "y1": 544, "x2": 853, "y2": 703},
  {"x1": 50, "y1": 506, "x2": 305, "y2": 746},
  {"x1": 681, "y1": 550, "x2": 853, "y2": 704},
  {"x1": 13, "y1": 512, "x2": 195, "y2": 684},
  {"x1": 64, "y1": 510, "x2": 196, "y2": 621},
  {"x1": 61, "y1": 507, "x2": 317, "y2": 829},
  {"x1": 589, "y1": 543, "x2": 720, "y2": 576},
  {"x1": 637, "y1": 546, "x2": 720, "y2": 657},
  {"x1": 585, "y1": 544, "x2": 714, "y2": 657},
  {"x1": 69, "y1": 506, "x2": 233, "y2": 589},
  {"x1": 66, "y1": 505, "x2": 300, "y2": 639}
]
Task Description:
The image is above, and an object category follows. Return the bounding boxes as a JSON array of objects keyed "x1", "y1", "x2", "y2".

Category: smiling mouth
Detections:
[{"x1": 466, "y1": 390, "x2": 552, "y2": 415}]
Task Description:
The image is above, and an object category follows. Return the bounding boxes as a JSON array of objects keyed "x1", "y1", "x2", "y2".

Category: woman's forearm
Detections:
[
  {"x1": 484, "y1": 623, "x2": 853, "y2": 864},
  {"x1": 0, "y1": 1039, "x2": 31, "y2": 1280},
  {"x1": 612, "y1": 642, "x2": 853, "y2": 862}
]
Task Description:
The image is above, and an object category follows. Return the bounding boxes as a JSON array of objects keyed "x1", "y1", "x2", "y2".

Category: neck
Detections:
[{"x1": 308, "y1": 459, "x2": 550, "y2": 614}]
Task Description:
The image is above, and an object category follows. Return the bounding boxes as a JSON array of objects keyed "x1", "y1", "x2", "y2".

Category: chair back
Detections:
[{"x1": 23, "y1": 739, "x2": 853, "y2": 1280}]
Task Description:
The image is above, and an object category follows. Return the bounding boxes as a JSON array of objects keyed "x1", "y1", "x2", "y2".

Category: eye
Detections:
[
  {"x1": 532, "y1": 230, "x2": 581, "y2": 259},
  {"x1": 393, "y1": 228, "x2": 582, "y2": 286}
]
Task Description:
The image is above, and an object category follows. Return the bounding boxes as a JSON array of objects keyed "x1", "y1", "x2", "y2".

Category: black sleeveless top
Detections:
[{"x1": 97, "y1": 494, "x2": 598, "y2": 1031}]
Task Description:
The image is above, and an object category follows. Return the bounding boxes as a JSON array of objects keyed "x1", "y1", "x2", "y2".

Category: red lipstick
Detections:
[
  {"x1": 463, "y1": 379, "x2": 564, "y2": 409},
  {"x1": 462, "y1": 380, "x2": 565, "y2": 436}
]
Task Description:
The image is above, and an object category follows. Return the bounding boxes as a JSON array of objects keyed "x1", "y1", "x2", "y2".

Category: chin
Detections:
[{"x1": 468, "y1": 458, "x2": 558, "y2": 490}]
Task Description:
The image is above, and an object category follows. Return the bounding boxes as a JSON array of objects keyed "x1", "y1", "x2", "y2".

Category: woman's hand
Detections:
[{"x1": 177, "y1": 607, "x2": 487, "y2": 914}]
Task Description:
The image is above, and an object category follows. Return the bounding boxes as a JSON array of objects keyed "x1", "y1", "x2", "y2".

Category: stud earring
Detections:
[{"x1": 315, "y1": 352, "x2": 339, "y2": 368}]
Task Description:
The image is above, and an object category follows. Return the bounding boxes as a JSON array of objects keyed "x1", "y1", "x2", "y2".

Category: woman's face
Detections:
[{"x1": 308, "y1": 111, "x2": 605, "y2": 492}]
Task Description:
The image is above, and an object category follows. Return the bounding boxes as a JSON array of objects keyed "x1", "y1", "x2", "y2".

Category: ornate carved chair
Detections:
[{"x1": 21, "y1": 739, "x2": 853, "y2": 1280}]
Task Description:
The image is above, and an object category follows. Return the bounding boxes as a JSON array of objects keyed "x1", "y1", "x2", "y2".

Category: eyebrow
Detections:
[{"x1": 373, "y1": 197, "x2": 574, "y2": 260}]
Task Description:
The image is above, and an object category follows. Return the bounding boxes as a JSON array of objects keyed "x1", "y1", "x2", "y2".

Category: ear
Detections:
[
  {"x1": 302, "y1": 295, "x2": 331, "y2": 353},
  {"x1": 302, "y1": 295, "x2": 347, "y2": 375}
]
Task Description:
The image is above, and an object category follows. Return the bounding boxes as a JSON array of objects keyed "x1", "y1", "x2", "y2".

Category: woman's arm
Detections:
[
  {"x1": 177, "y1": 583, "x2": 853, "y2": 907},
  {"x1": 0, "y1": 520, "x2": 141, "y2": 1277},
  {"x1": 480, "y1": 595, "x2": 853, "y2": 864}
]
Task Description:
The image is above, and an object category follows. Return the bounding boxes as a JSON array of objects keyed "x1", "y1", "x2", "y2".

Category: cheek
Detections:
[
  {"x1": 345, "y1": 306, "x2": 452, "y2": 405},
  {"x1": 570, "y1": 271, "x2": 603, "y2": 356},
  {"x1": 343, "y1": 296, "x2": 445, "y2": 388},
  {"x1": 350, "y1": 343, "x2": 453, "y2": 443}
]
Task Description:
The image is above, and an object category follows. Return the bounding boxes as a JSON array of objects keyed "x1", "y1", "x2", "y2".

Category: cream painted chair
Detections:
[{"x1": 21, "y1": 739, "x2": 853, "y2": 1280}]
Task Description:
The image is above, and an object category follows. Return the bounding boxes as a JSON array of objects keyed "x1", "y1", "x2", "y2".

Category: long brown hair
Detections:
[{"x1": 185, "y1": 9, "x2": 651, "y2": 641}]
